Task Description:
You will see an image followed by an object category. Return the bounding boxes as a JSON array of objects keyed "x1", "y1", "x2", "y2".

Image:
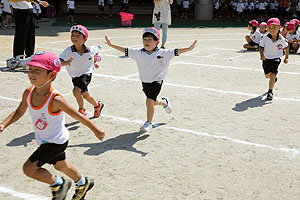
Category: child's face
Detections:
[
  {"x1": 248, "y1": 25, "x2": 253, "y2": 31},
  {"x1": 267, "y1": 24, "x2": 281, "y2": 35},
  {"x1": 71, "y1": 30, "x2": 87, "y2": 46},
  {"x1": 260, "y1": 25, "x2": 266, "y2": 32},
  {"x1": 142, "y1": 36, "x2": 159, "y2": 52},
  {"x1": 288, "y1": 29, "x2": 295, "y2": 34},
  {"x1": 28, "y1": 66, "x2": 54, "y2": 87}
]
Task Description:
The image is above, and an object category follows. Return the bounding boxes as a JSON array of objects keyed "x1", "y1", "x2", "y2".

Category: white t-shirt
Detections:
[
  {"x1": 32, "y1": 3, "x2": 41, "y2": 14},
  {"x1": 59, "y1": 45, "x2": 98, "y2": 78},
  {"x1": 10, "y1": 1, "x2": 32, "y2": 9},
  {"x1": 108, "y1": 0, "x2": 113, "y2": 4},
  {"x1": 236, "y1": 2, "x2": 245, "y2": 12},
  {"x1": 152, "y1": 0, "x2": 172, "y2": 25},
  {"x1": 259, "y1": 34, "x2": 288, "y2": 59},
  {"x1": 259, "y1": 2, "x2": 267, "y2": 10},
  {"x1": 98, "y1": 0, "x2": 104, "y2": 6},
  {"x1": 250, "y1": 30, "x2": 262, "y2": 44},
  {"x1": 183, "y1": 0, "x2": 189, "y2": 8},
  {"x1": 285, "y1": 32, "x2": 300, "y2": 42},
  {"x1": 126, "y1": 47, "x2": 177, "y2": 83},
  {"x1": 2, "y1": 0, "x2": 11, "y2": 13},
  {"x1": 26, "y1": 86, "x2": 70, "y2": 146},
  {"x1": 67, "y1": 0, "x2": 75, "y2": 9}
]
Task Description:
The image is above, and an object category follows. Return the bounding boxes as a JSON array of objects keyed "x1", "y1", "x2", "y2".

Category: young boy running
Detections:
[
  {"x1": 59, "y1": 25, "x2": 104, "y2": 118},
  {"x1": 259, "y1": 18, "x2": 289, "y2": 100},
  {"x1": 105, "y1": 27, "x2": 197, "y2": 131},
  {"x1": 0, "y1": 51, "x2": 105, "y2": 200}
]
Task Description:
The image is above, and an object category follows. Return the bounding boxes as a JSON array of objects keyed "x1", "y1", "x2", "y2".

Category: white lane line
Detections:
[
  {"x1": 0, "y1": 186, "x2": 49, "y2": 200},
  {"x1": 100, "y1": 113, "x2": 300, "y2": 156},
  {"x1": 171, "y1": 61, "x2": 300, "y2": 75}
]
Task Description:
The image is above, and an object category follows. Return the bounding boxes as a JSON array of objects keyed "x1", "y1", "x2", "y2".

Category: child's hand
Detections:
[
  {"x1": 0, "y1": 124, "x2": 4, "y2": 133},
  {"x1": 39, "y1": 1, "x2": 49, "y2": 7},
  {"x1": 188, "y1": 40, "x2": 197, "y2": 51},
  {"x1": 67, "y1": 57, "x2": 74, "y2": 65},
  {"x1": 94, "y1": 127, "x2": 105, "y2": 141},
  {"x1": 284, "y1": 58, "x2": 288, "y2": 64},
  {"x1": 105, "y1": 36, "x2": 112, "y2": 47},
  {"x1": 95, "y1": 63, "x2": 100, "y2": 69}
]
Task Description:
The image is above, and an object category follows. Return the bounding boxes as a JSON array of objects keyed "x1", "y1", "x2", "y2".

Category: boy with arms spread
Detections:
[
  {"x1": 0, "y1": 52, "x2": 105, "y2": 200},
  {"x1": 105, "y1": 27, "x2": 197, "y2": 131},
  {"x1": 259, "y1": 18, "x2": 289, "y2": 100}
]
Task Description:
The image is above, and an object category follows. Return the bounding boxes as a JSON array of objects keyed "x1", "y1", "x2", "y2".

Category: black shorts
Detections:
[
  {"x1": 68, "y1": 9, "x2": 75, "y2": 16},
  {"x1": 2, "y1": 11, "x2": 11, "y2": 16},
  {"x1": 98, "y1": 5, "x2": 104, "y2": 11},
  {"x1": 72, "y1": 73, "x2": 92, "y2": 93},
  {"x1": 34, "y1": 14, "x2": 41, "y2": 20},
  {"x1": 108, "y1": 4, "x2": 113, "y2": 9},
  {"x1": 29, "y1": 141, "x2": 68, "y2": 167},
  {"x1": 262, "y1": 58, "x2": 281, "y2": 75},
  {"x1": 249, "y1": 40, "x2": 259, "y2": 46},
  {"x1": 142, "y1": 81, "x2": 163, "y2": 101}
]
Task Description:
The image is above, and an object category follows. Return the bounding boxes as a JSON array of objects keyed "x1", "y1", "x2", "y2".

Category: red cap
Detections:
[
  {"x1": 267, "y1": 18, "x2": 281, "y2": 26},
  {"x1": 26, "y1": 51, "x2": 61, "y2": 73},
  {"x1": 142, "y1": 27, "x2": 160, "y2": 41},
  {"x1": 260, "y1": 22, "x2": 267, "y2": 27},
  {"x1": 249, "y1": 20, "x2": 259, "y2": 27},
  {"x1": 291, "y1": 19, "x2": 299, "y2": 25},
  {"x1": 286, "y1": 22, "x2": 296, "y2": 31},
  {"x1": 70, "y1": 25, "x2": 88, "y2": 38}
]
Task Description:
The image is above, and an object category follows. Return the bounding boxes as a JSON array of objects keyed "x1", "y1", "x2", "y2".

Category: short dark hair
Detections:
[
  {"x1": 248, "y1": 23, "x2": 257, "y2": 32},
  {"x1": 142, "y1": 32, "x2": 158, "y2": 41},
  {"x1": 72, "y1": 30, "x2": 86, "y2": 39}
]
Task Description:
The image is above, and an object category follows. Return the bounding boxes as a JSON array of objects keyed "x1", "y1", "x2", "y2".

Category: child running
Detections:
[
  {"x1": 105, "y1": 27, "x2": 197, "y2": 131},
  {"x1": 243, "y1": 19, "x2": 262, "y2": 50},
  {"x1": 0, "y1": 51, "x2": 105, "y2": 200},
  {"x1": 59, "y1": 25, "x2": 104, "y2": 117},
  {"x1": 259, "y1": 18, "x2": 289, "y2": 100}
]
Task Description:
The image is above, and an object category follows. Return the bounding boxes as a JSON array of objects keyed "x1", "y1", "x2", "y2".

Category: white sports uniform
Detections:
[
  {"x1": 26, "y1": 86, "x2": 69, "y2": 146},
  {"x1": 125, "y1": 47, "x2": 178, "y2": 83},
  {"x1": 250, "y1": 30, "x2": 262, "y2": 44},
  {"x1": 59, "y1": 45, "x2": 98, "y2": 78},
  {"x1": 259, "y1": 34, "x2": 288, "y2": 59}
]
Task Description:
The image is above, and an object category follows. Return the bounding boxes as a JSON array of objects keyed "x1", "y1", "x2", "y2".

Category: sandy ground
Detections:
[{"x1": 1, "y1": 23, "x2": 300, "y2": 200}]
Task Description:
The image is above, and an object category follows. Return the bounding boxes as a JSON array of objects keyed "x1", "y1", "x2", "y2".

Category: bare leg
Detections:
[
  {"x1": 54, "y1": 160, "x2": 81, "y2": 182},
  {"x1": 82, "y1": 91, "x2": 98, "y2": 107},
  {"x1": 23, "y1": 160, "x2": 56, "y2": 184},
  {"x1": 146, "y1": 98, "x2": 166, "y2": 122},
  {"x1": 73, "y1": 86, "x2": 84, "y2": 109},
  {"x1": 268, "y1": 72, "x2": 276, "y2": 90}
]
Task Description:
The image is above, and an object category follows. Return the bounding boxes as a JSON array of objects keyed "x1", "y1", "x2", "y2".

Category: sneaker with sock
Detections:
[
  {"x1": 78, "y1": 108, "x2": 86, "y2": 116},
  {"x1": 94, "y1": 101, "x2": 104, "y2": 118},
  {"x1": 140, "y1": 121, "x2": 152, "y2": 132},
  {"x1": 266, "y1": 91, "x2": 273, "y2": 100},
  {"x1": 50, "y1": 177, "x2": 72, "y2": 200},
  {"x1": 162, "y1": 97, "x2": 172, "y2": 114},
  {"x1": 72, "y1": 177, "x2": 94, "y2": 200}
]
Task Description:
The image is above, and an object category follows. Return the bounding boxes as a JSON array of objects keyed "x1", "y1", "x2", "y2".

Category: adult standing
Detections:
[
  {"x1": 8, "y1": 0, "x2": 48, "y2": 58},
  {"x1": 152, "y1": 0, "x2": 173, "y2": 49}
]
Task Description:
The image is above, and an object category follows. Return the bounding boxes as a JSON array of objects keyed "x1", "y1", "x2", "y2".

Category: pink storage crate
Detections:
[{"x1": 119, "y1": 12, "x2": 134, "y2": 27}]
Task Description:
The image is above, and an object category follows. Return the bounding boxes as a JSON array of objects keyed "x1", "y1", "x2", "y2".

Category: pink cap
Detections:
[
  {"x1": 284, "y1": 22, "x2": 289, "y2": 27},
  {"x1": 286, "y1": 22, "x2": 296, "y2": 31},
  {"x1": 267, "y1": 18, "x2": 281, "y2": 26},
  {"x1": 291, "y1": 19, "x2": 300, "y2": 25},
  {"x1": 249, "y1": 20, "x2": 259, "y2": 27},
  {"x1": 260, "y1": 22, "x2": 267, "y2": 27},
  {"x1": 26, "y1": 51, "x2": 61, "y2": 73},
  {"x1": 142, "y1": 27, "x2": 160, "y2": 41},
  {"x1": 70, "y1": 25, "x2": 88, "y2": 38}
]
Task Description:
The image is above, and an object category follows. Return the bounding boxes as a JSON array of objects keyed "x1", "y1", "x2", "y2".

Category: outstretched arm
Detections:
[
  {"x1": 177, "y1": 40, "x2": 197, "y2": 55},
  {"x1": 60, "y1": 57, "x2": 74, "y2": 66},
  {"x1": 0, "y1": 89, "x2": 28, "y2": 133},
  {"x1": 52, "y1": 95, "x2": 105, "y2": 141},
  {"x1": 105, "y1": 35, "x2": 126, "y2": 53}
]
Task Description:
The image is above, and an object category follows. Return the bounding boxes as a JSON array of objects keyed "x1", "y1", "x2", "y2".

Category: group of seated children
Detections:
[{"x1": 244, "y1": 18, "x2": 300, "y2": 53}]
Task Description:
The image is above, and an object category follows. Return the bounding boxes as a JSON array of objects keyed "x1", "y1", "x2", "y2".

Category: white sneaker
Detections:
[
  {"x1": 162, "y1": 97, "x2": 172, "y2": 114},
  {"x1": 140, "y1": 121, "x2": 152, "y2": 132}
]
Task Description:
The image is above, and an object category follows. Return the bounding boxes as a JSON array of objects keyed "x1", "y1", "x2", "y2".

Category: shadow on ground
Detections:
[{"x1": 232, "y1": 93, "x2": 271, "y2": 112}]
